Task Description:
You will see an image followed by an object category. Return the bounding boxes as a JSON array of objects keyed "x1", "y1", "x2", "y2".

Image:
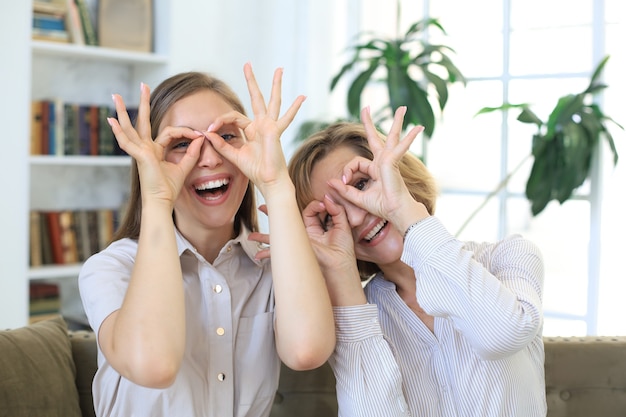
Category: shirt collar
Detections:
[{"x1": 174, "y1": 223, "x2": 264, "y2": 266}]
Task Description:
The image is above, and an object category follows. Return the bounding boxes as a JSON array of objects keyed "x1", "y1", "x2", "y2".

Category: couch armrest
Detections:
[
  {"x1": 69, "y1": 330, "x2": 98, "y2": 417},
  {"x1": 544, "y1": 336, "x2": 626, "y2": 417}
]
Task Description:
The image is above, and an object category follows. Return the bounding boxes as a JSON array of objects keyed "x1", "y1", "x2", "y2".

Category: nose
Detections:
[{"x1": 198, "y1": 137, "x2": 223, "y2": 168}]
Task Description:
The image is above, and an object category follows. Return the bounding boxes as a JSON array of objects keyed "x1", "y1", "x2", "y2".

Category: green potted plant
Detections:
[
  {"x1": 474, "y1": 55, "x2": 622, "y2": 218},
  {"x1": 327, "y1": 11, "x2": 465, "y2": 139}
]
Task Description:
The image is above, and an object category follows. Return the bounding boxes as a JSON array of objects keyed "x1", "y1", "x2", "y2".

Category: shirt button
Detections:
[
  {"x1": 213, "y1": 284, "x2": 222, "y2": 293},
  {"x1": 217, "y1": 373, "x2": 226, "y2": 381},
  {"x1": 226, "y1": 246, "x2": 232, "y2": 252},
  {"x1": 216, "y1": 327, "x2": 225, "y2": 336}
]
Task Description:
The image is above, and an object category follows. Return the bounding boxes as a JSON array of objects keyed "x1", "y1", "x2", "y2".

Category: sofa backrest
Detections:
[{"x1": 68, "y1": 333, "x2": 626, "y2": 417}]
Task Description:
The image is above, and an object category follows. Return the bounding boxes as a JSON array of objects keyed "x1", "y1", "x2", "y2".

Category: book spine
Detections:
[
  {"x1": 74, "y1": 0, "x2": 97, "y2": 46},
  {"x1": 46, "y1": 211, "x2": 64, "y2": 264},
  {"x1": 77, "y1": 104, "x2": 91, "y2": 155},
  {"x1": 30, "y1": 100, "x2": 43, "y2": 155}
]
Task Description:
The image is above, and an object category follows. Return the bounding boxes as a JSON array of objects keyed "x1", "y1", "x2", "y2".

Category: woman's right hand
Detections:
[
  {"x1": 302, "y1": 196, "x2": 366, "y2": 306},
  {"x1": 108, "y1": 83, "x2": 205, "y2": 209}
]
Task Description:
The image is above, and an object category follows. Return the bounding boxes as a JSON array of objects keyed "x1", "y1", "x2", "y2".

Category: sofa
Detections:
[{"x1": 1, "y1": 317, "x2": 625, "y2": 417}]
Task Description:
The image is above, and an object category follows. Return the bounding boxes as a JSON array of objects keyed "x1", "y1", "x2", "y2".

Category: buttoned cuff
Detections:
[{"x1": 333, "y1": 304, "x2": 382, "y2": 342}]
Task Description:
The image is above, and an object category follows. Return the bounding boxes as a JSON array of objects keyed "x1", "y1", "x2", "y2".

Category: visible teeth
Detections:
[
  {"x1": 364, "y1": 220, "x2": 386, "y2": 241},
  {"x1": 196, "y1": 178, "x2": 229, "y2": 190}
]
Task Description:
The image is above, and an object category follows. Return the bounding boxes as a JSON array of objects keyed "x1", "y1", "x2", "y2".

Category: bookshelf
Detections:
[{"x1": 0, "y1": 0, "x2": 170, "y2": 328}]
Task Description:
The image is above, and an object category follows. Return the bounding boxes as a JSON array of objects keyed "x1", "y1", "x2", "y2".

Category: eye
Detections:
[
  {"x1": 171, "y1": 139, "x2": 192, "y2": 150},
  {"x1": 221, "y1": 133, "x2": 236, "y2": 142},
  {"x1": 321, "y1": 213, "x2": 333, "y2": 232},
  {"x1": 353, "y1": 177, "x2": 368, "y2": 191}
]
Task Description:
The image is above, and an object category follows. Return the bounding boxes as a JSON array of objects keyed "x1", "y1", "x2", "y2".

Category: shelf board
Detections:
[
  {"x1": 29, "y1": 264, "x2": 82, "y2": 281},
  {"x1": 31, "y1": 40, "x2": 168, "y2": 65},
  {"x1": 30, "y1": 155, "x2": 131, "y2": 166}
]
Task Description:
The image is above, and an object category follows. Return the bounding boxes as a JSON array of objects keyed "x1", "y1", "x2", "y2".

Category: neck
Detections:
[
  {"x1": 380, "y1": 261, "x2": 435, "y2": 333},
  {"x1": 179, "y1": 221, "x2": 237, "y2": 263}
]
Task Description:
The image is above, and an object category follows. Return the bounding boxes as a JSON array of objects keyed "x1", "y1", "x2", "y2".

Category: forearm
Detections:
[
  {"x1": 104, "y1": 202, "x2": 186, "y2": 386},
  {"x1": 264, "y1": 181, "x2": 335, "y2": 369}
]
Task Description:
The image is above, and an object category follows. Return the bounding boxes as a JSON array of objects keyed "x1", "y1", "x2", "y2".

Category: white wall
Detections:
[{"x1": 165, "y1": 0, "x2": 360, "y2": 156}]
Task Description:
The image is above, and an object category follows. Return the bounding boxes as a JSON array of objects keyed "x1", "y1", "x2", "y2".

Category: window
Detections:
[{"x1": 358, "y1": 0, "x2": 625, "y2": 335}]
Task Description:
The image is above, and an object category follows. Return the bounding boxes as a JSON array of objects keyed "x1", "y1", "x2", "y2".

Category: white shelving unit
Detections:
[{"x1": 0, "y1": 1, "x2": 170, "y2": 328}]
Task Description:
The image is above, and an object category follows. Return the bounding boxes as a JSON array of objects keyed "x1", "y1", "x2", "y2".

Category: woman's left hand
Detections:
[
  {"x1": 203, "y1": 63, "x2": 305, "y2": 197},
  {"x1": 329, "y1": 106, "x2": 424, "y2": 225}
]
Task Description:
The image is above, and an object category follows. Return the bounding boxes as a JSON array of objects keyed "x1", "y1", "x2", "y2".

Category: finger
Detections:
[
  {"x1": 203, "y1": 131, "x2": 237, "y2": 162},
  {"x1": 207, "y1": 111, "x2": 252, "y2": 134},
  {"x1": 243, "y1": 62, "x2": 267, "y2": 118},
  {"x1": 179, "y1": 131, "x2": 204, "y2": 166},
  {"x1": 361, "y1": 106, "x2": 384, "y2": 153},
  {"x1": 302, "y1": 200, "x2": 327, "y2": 229},
  {"x1": 328, "y1": 177, "x2": 368, "y2": 212},
  {"x1": 112, "y1": 94, "x2": 134, "y2": 131},
  {"x1": 248, "y1": 231, "x2": 270, "y2": 246},
  {"x1": 254, "y1": 248, "x2": 271, "y2": 261},
  {"x1": 341, "y1": 156, "x2": 373, "y2": 185},
  {"x1": 267, "y1": 67, "x2": 283, "y2": 120},
  {"x1": 106, "y1": 116, "x2": 135, "y2": 154},
  {"x1": 277, "y1": 95, "x2": 306, "y2": 132},
  {"x1": 391, "y1": 123, "x2": 423, "y2": 159},
  {"x1": 386, "y1": 106, "x2": 407, "y2": 147},
  {"x1": 135, "y1": 82, "x2": 152, "y2": 140}
]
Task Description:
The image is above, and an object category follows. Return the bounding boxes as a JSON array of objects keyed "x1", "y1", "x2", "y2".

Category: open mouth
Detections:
[
  {"x1": 194, "y1": 178, "x2": 230, "y2": 200},
  {"x1": 363, "y1": 219, "x2": 387, "y2": 242}
]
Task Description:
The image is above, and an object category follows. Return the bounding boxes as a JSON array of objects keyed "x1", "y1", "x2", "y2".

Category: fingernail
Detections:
[
  {"x1": 342, "y1": 175, "x2": 347, "y2": 184},
  {"x1": 207, "y1": 123, "x2": 215, "y2": 132},
  {"x1": 106, "y1": 117, "x2": 114, "y2": 126},
  {"x1": 325, "y1": 194, "x2": 335, "y2": 203}
]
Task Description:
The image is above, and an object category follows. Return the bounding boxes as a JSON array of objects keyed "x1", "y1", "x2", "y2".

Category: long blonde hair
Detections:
[
  {"x1": 113, "y1": 72, "x2": 258, "y2": 242},
  {"x1": 288, "y1": 122, "x2": 437, "y2": 280}
]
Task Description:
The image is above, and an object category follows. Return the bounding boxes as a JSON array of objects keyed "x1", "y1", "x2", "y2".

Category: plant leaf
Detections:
[{"x1": 347, "y1": 61, "x2": 380, "y2": 118}]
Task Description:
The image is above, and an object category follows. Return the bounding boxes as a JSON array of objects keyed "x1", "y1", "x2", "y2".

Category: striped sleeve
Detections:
[
  {"x1": 329, "y1": 304, "x2": 411, "y2": 417},
  {"x1": 401, "y1": 216, "x2": 544, "y2": 360}
]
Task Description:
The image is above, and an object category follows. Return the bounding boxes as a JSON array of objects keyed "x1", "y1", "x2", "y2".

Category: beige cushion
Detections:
[{"x1": 0, "y1": 316, "x2": 82, "y2": 417}]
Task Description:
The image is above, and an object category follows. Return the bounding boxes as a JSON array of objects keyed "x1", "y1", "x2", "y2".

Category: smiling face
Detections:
[
  {"x1": 309, "y1": 145, "x2": 405, "y2": 268},
  {"x1": 159, "y1": 89, "x2": 249, "y2": 239}
]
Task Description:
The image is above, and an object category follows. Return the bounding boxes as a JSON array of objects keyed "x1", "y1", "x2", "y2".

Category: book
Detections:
[
  {"x1": 33, "y1": 13, "x2": 67, "y2": 31},
  {"x1": 45, "y1": 211, "x2": 64, "y2": 264},
  {"x1": 40, "y1": 212, "x2": 54, "y2": 265},
  {"x1": 40, "y1": 100, "x2": 51, "y2": 155},
  {"x1": 97, "y1": 209, "x2": 115, "y2": 250},
  {"x1": 32, "y1": 27, "x2": 70, "y2": 43},
  {"x1": 52, "y1": 98, "x2": 65, "y2": 156},
  {"x1": 29, "y1": 212, "x2": 43, "y2": 267},
  {"x1": 58, "y1": 210, "x2": 79, "y2": 264},
  {"x1": 64, "y1": 103, "x2": 78, "y2": 155},
  {"x1": 73, "y1": 209, "x2": 92, "y2": 261},
  {"x1": 74, "y1": 0, "x2": 97, "y2": 46},
  {"x1": 98, "y1": 105, "x2": 115, "y2": 156},
  {"x1": 30, "y1": 100, "x2": 43, "y2": 155},
  {"x1": 29, "y1": 282, "x2": 61, "y2": 321},
  {"x1": 65, "y1": 0, "x2": 85, "y2": 45},
  {"x1": 33, "y1": 0, "x2": 67, "y2": 15},
  {"x1": 89, "y1": 105, "x2": 100, "y2": 156},
  {"x1": 98, "y1": 0, "x2": 152, "y2": 52},
  {"x1": 77, "y1": 104, "x2": 91, "y2": 155}
]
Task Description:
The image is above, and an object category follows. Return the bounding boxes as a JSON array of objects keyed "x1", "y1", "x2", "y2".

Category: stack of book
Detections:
[
  {"x1": 29, "y1": 209, "x2": 122, "y2": 267},
  {"x1": 29, "y1": 282, "x2": 62, "y2": 324},
  {"x1": 30, "y1": 99, "x2": 137, "y2": 156},
  {"x1": 32, "y1": 0, "x2": 71, "y2": 43},
  {"x1": 32, "y1": 0, "x2": 98, "y2": 46}
]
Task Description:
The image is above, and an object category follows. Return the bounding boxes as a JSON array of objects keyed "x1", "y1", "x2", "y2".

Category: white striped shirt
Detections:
[{"x1": 329, "y1": 216, "x2": 547, "y2": 417}]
